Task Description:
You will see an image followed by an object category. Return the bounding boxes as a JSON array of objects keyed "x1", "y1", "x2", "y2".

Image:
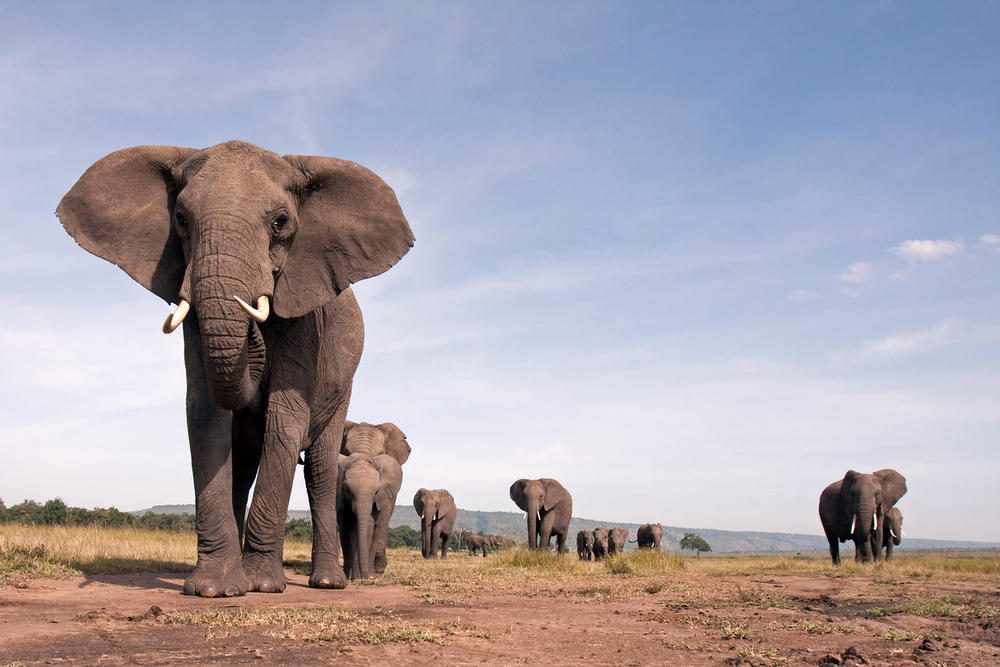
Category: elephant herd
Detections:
[
  {"x1": 577, "y1": 523, "x2": 662, "y2": 560},
  {"x1": 58, "y1": 141, "x2": 913, "y2": 598}
]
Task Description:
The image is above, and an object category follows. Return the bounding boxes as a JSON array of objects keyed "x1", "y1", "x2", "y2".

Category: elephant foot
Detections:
[
  {"x1": 309, "y1": 559, "x2": 347, "y2": 589},
  {"x1": 183, "y1": 558, "x2": 249, "y2": 598},
  {"x1": 374, "y1": 550, "x2": 387, "y2": 574},
  {"x1": 242, "y1": 550, "x2": 287, "y2": 593}
]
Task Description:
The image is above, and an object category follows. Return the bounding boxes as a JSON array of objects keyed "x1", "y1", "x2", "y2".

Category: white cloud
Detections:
[
  {"x1": 787, "y1": 289, "x2": 819, "y2": 302},
  {"x1": 838, "y1": 261, "x2": 876, "y2": 284},
  {"x1": 888, "y1": 239, "x2": 963, "y2": 262},
  {"x1": 854, "y1": 320, "x2": 961, "y2": 362},
  {"x1": 979, "y1": 234, "x2": 1000, "y2": 253}
]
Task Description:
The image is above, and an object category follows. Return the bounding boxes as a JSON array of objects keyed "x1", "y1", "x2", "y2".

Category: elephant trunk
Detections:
[
  {"x1": 852, "y1": 504, "x2": 876, "y2": 562},
  {"x1": 355, "y1": 496, "x2": 375, "y2": 578},
  {"x1": 526, "y1": 501, "x2": 539, "y2": 550},
  {"x1": 422, "y1": 512, "x2": 433, "y2": 558},
  {"x1": 191, "y1": 234, "x2": 267, "y2": 411}
]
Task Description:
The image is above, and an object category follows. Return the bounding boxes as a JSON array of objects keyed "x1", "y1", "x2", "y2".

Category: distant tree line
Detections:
[
  {"x1": 0, "y1": 498, "x2": 197, "y2": 531},
  {"x1": 282, "y1": 518, "x2": 422, "y2": 549}
]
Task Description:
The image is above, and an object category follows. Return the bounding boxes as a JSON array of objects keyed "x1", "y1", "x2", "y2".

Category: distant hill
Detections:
[{"x1": 133, "y1": 504, "x2": 1000, "y2": 553}]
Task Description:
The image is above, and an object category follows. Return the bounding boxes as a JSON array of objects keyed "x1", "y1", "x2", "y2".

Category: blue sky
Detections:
[{"x1": 2, "y1": 2, "x2": 998, "y2": 541}]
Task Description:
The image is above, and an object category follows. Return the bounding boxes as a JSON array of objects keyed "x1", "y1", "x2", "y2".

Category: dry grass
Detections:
[{"x1": 167, "y1": 605, "x2": 494, "y2": 644}]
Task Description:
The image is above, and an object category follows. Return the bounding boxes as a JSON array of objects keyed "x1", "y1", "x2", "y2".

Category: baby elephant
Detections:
[
  {"x1": 880, "y1": 507, "x2": 904, "y2": 561},
  {"x1": 577, "y1": 530, "x2": 594, "y2": 560},
  {"x1": 465, "y1": 533, "x2": 490, "y2": 557},
  {"x1": 636, "y1": 523, "x2": 663, "y2": 550},
  {"x1": 337, "y1": 454, "x2": 389, "y2": 580},
  {"x1": 608, "y1": 528, "x2": 628, "y2": 556}
]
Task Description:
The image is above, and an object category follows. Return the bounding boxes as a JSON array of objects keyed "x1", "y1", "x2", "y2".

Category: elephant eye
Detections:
[
  {"x1": 271, "y1": 214, "x2": 289, "y2": 233},
  {"x1": 175, "y1": 211, "x2": 188, "y2": 231}
]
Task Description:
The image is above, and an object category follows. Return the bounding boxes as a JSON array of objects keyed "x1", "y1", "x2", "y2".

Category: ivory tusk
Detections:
[
  {"x1": 234, "y1": 295, "x2": 269, "y2": 323},
  {"x1": 850, "y1": 517, "x2": 856, "y2": 535},
  {"x1": 873, "y1": 514, "x2": 877, "y2": 532},
  {"x1": 889, "y1": 529, "x2": 897, "y2": 539},
  {"x1": 162, "y1": 299, "x2": 191, "y2": 334}
]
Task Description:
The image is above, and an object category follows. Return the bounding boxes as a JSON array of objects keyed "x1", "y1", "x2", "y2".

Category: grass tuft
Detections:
[
  {"x1": 489, "y1": 549, "x2": 583, "y2": 573},
  {"x1": 604, "y1": 550, "x2": 686, "y2": 575}
]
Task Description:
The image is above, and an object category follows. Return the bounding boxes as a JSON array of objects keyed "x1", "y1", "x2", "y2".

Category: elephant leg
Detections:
[
  {"x1": 537, "y1": 512, "x2": 556, "y2": 552},
  {"x1": 372, "y1": 490, "x2": 397, "y2": 574},
  {"x1": 885, "y1": 540, "x2": 894, "y2": 561},
  {"x1": 304, "y1": 415, "x2": 348, "y2": 589},
  {"x1": 182, "y1": 324, "x2": 248, "y2": 598},
  {"x1": 242, "y1": 391, "x2": 309, "y2": 593},
  {"x1": 232, "y1": 407, "x2": 264, "y2": 549},
  {"x1": 439, "y1": 530, "x2": 449, "y2": 558}
]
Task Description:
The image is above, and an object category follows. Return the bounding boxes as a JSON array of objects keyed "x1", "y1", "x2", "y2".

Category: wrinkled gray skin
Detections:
[
  {"x1": 413, "y1": 489, "x2": 456, "y2": 558},
  {"x1": 608, "y1": 527, "x2": 628, "y2": 556},
  {"x1": 637, "y1": 523, "x2": 663, "y2": 550},
  {"x1": 338, "y1": 421, "x2": 410, "y2": 574},
  {"x1": 592, "y1": 527, "x2": 610, "y2": 561},
  {"x1": 465, "y1": 534, "x2": 489, "y2": 557},
  {"x1": 819, "y1": 469, "x2": 907, "y2": 564},
  {"x1": 57, "y1": 141, "x2": 413, "y2": 596},
  {"x1": 881, "y1": 507, "x2": 903, "y2": 561},
  {"x1": 576, "y1": 530, "x2": 594, "y2": 560},
  {"x1": 509, "y1": 478, "x2": 573, "y2": 553}
]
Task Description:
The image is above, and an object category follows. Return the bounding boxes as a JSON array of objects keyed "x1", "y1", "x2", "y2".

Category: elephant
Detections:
[
  {"x1": 57, "y1": 141, "x2": 414, "y2": 596},
  {"x1": 636, "y1": 523, "x2": 663, "y2": 550},
  {"x1": 413, "y1": 489, "x2": 456, "y2": 558},
  {"x1": 509, "y1": 478, "x2": 573, "y2": 553},
  {"x1": 464, "y1": 533, "x2": 490, "y2": 557},
  {"x1": 818, "y1": 468, "x2": 907, "y2": 564},
  {"x1": 336, "y1": 453, "x2": 386, "y2": 580},
  {"x1": 608, "y1": 527, "x2": 628, "y2": 556},
  {"x1": 576, "y1": 530, "x2": 594, "y2": 560},
  {"x1": 339, "y1": 421, "x2": 410, "y2": 573},
  {"x1": 592, "y1": 527, "x2": 610, "y2": 561},
  {"x1": 881, "y1": 507, "x2": 903, "y2": 561}
]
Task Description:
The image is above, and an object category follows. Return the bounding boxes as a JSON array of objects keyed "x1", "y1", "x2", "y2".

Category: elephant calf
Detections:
[
  {"x1": 881, "y1": 507, "x2": 903, "y2": 561},
  {"x1": 465, "y1": 533, "x2": 490, "y2": 557},
  {"x1": 577, "y1": 530, "x2": 594, "y2": 560},
  {"x1": 608, "y1": 528, "x2": 628, "y2": 556}
]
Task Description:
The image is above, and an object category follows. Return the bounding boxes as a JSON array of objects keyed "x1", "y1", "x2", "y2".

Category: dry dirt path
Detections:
[{"x1": 1, "y1": 569, "x2": 998, "y2": 665}]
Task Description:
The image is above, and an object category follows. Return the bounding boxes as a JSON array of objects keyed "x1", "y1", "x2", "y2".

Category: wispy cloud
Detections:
[
  {"x1": 856, "y1": 320, "x2": 961, "y2": 361},
  {"x1": 888, "y1": 239, "x2": 964, "y2": 262},
  {"x1": 978, "y1": 233, "x2": 1000, "y2": 253},
  {"x1": 787, "y1": 289, "x2": 820, "y2": 302},
  {"x1": 838, "y1": 261, "x2": 876, "y2": 284}
]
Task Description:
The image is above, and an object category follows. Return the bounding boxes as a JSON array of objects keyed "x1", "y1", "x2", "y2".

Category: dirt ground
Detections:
[{"x1": 1, "y1": 566, "x2": 998, "y2": 665}]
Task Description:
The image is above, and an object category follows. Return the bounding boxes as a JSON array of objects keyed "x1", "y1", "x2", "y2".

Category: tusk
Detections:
[
  {"x1": 890, "y1": 529, "x2": 897, "y2": 539},
  {"x1": 234, "y1": 295, "x2": 269, "y2": 323},
  {"x1": 162, "y1": 300, "x2": 190, "y2": 334},
  {"x1": 873, "y1": 514, "x2": 877, "y2": 532},
  {"x1": 850, "y1": 517, "x2": 856, "y2": 535}
]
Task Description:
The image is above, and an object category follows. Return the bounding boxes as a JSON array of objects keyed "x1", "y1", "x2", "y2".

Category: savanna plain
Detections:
[{"x1": 1, "y1": 525, "x2": 998, "y2": 665}]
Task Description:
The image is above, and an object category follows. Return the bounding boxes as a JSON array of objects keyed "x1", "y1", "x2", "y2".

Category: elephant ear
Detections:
[
  {"x1": 413, "y1": 489, "x2": 427, "y2": 518},
  {"x1": 437, "y1": 492, "x2": 456, "y2": 520},
  {"x1": 873, "y1": 468, "x2": 907, "y2": 508},
  {"x1": 374, "y1": 487, "x2": 389, "y2": 514},
  {"x1": 56, "y1": 146, "x2": 199, "y2": 304},
  {"x1": 509, "y1": 479, "x2": 529, "y2": 509},
  {"x1": 340, "y1": 420, "x2": 357, "y2": 455},
  {"x1": 275, "y1": 155, "x2": 415, "y2": 318},
  {"x1": 542, "y1": 479, "x2": 569, "y2": 512},
  {"x1": 378, "y1": 423, "x2": 410, "y2": 465}
]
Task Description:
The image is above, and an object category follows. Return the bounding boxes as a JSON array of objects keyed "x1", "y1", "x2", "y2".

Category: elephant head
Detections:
[
  {"x1": 57, "y1": 141, "x2": 414, "y2": 410},
  {"x1": 413, "y1": 488, "x2": 456, "y2": 558},
  {"x1": 342, "y1": 421, "x2": 411, "y2": 463},
  {"x1": 637, "y1": 523, "x2": 663, "y2": 549},
  {"x1": 884, "y1": 507, "x2": 903, "y2": 546},
  {"x1": 509, "y1": 478, "x2": 571, "y2": 550},
  {"x1": 608, "y1": 528, "x2": 628, "y2": 555},
  {"x1": 592, "y1": 527, "x2": 610, "y2": 560}
]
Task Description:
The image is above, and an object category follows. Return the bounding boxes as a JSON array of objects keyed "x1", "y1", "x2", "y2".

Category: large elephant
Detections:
[
  {"x1": 577, "y1": 530, "x2": 594, "y2": 560},
  {"x1": 818, "y1": 468, "x2": 907, "y2": 564},
  {"x1": 57, "y1": 141, "x2": 414, "y2": 596},
  {"x1": 509, "y1": 478, "x2": 573, "y2": 553},
  {"x1": 881, "y1": 507, "x2": 903, "y2": 561},
  {"x1": 608, "y1": 527, "x2": 628, "y2": 556},
  {"x1": 339, "y1": 421, "x2": 410, "y2": 573},
  {"x1": 592, "y1": 527, "x2": 610, "y2": 561},
  {"x1": 413, "y1": 489, "x2": 456, "y2": 558},
  {"x1": 636, "y1": 523, "x2": 663, "y2": 550}
]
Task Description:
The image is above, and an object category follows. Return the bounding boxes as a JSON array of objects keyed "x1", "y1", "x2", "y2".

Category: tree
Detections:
[
  {"x1": 284, "y1": 518, "x2": 313, "y2": 541},
  {"x1": 386, "y1": 525, "x2": 421, "y2": 549},
  {"x1": 680, "y1": 533, "x2": 711, "y2": 557}
]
